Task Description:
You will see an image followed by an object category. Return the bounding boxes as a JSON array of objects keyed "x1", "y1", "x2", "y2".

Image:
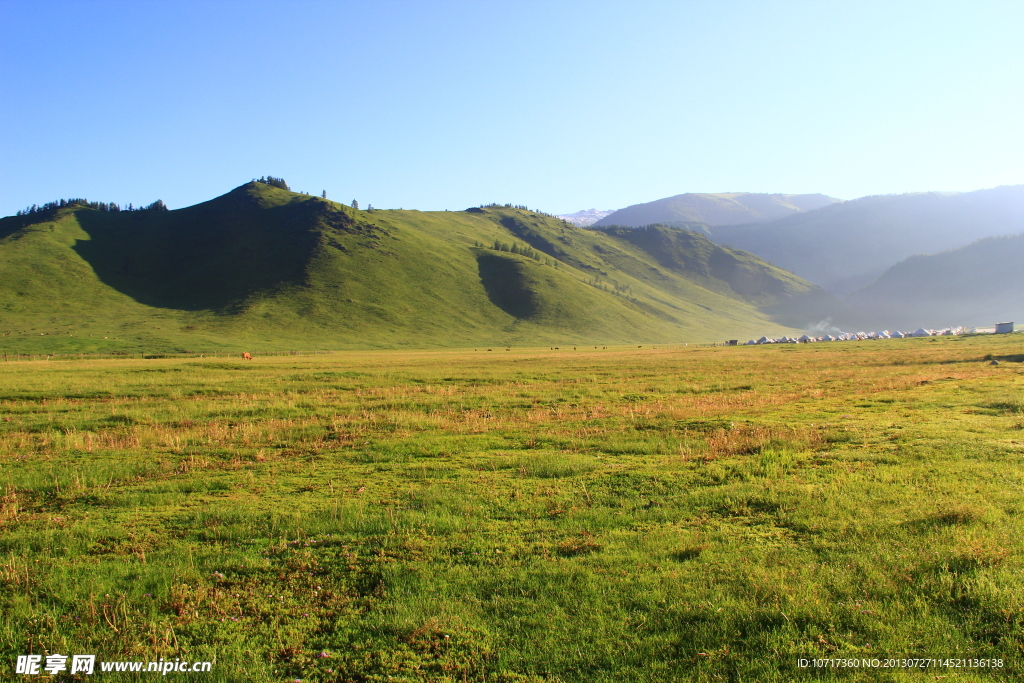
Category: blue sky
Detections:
[{"x1": 2, "y1": 0, "x2": 1022, "y2": 216}]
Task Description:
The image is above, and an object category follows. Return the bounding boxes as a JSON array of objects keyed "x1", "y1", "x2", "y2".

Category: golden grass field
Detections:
[{"x1": 2, "y1": 335, "x2": 1022, "y2": 681}]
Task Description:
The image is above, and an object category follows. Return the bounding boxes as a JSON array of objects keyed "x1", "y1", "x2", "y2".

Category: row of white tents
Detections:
[{"x1": 744, "y1": 327, "x2": 968, "y2": 345}]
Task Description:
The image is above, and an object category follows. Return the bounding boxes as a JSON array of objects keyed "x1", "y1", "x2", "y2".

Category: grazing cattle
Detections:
[{"x1": 242, "y1": 352, "x2": 253, "y2": 360}]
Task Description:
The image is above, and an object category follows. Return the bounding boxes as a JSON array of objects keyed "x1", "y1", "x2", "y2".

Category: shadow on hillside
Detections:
[
  {"x1": 72, "y1": 202, "x2": 319, "y2": 311},
  {"x1": 475, "y1": 251, "x2": 538, "y2": 319},
  {"x1": 0, "y1": 214, "x2": 45, "y2": 241},
  {"x1": 499, "y1": 216, "x2": 566, "y2": 262}
]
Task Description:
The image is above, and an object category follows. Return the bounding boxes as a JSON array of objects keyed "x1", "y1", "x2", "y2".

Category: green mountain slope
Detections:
[
  {"x1": 711, "y1": 185, "x2": 1024, "y2": 294},
  {"x1": 590, "y1": 225, "x2": 846, "y2": 326},
  {"x1": 845, "y1": 233, "x2": 1024, "y2": 329},
  {"x1": 593, "y1": 192, "x2": 838, "y2": 229},
  {"x1": 0, "y1": 182, "x2": 829, "y2": 353}
]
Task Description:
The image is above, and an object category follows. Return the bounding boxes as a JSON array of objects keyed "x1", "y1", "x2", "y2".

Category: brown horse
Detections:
[{"x1": 242, "y1": 352, "x2": 252, "y2": 360}]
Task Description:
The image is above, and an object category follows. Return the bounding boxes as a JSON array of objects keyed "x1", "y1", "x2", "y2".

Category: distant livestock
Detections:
[{"x1": 242, "y1": 352, "x2": 253, "y2": 360}]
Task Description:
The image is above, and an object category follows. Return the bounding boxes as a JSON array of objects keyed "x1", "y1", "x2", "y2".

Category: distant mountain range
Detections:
[
  {"x1": 846, "y1": 232, "x2": 1024, "y2": 329},
  {"x1": 709, "y1": 185, "x2": 1024, "y2": 296},
  {"x1": 0, "y1": 182, "x2": 826, "y2": 353},
  {"x1": 6, "y1": 181, "x2": 1021, "y2": 347},
  {"x1": 593, "y1": 192, "x2": 840, "y2": 228},
  {"x1": 556, "y1": 209, "x2": 615, "y2": 226},
  {"x1": 562, "y1": 185, "x2": 1024, "y2": 331}
]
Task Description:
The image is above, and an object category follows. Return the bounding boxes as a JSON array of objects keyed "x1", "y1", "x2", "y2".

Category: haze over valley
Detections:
[{"x1": 558, "y1": 185, "x2": 1024, "y2": 332}]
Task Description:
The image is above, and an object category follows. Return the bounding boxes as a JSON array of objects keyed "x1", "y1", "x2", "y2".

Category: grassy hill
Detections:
[
  {"x1": 0, "y1": 182, "x2": 831, "y2": 353},
  {"x1": 711, "y1": 185, "x2": 1024, "y2": 294},
  {"x1": 593, "y1": 192, "x2": 838, "y2": 229},
  {"x1": 846, "y1": 232, "x2": 1024, "y2": 329}
]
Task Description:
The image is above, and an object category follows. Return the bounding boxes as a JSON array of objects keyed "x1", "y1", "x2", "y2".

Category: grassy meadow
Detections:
[{"x1": 1, "y1": 335, "x2": 1022, "y2": 681}]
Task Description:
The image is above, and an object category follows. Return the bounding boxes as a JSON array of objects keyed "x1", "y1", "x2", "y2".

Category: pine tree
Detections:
[
  {"x1": 258, "y1": 176, "x2": 290, "y2": 191},
  {"x1": 351, "y1": 199, "x2": 359, "y2": 209}
]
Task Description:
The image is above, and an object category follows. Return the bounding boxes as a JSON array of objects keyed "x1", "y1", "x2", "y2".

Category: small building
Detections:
[
  {"x1": 995, "y1": 322, "x2": 1015, "y2": 334},
  {"x1": 726, "y1": 340, "x2": 738, "y2": 346}
]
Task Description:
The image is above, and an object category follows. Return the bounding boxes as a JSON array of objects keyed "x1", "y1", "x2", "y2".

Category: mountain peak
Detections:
[
  {"x1": 557, "y1": 208, "x2": 615, "y2": 226},
  {"x1": 593, "y1": 192, "x2": 841, "y2": 228}
]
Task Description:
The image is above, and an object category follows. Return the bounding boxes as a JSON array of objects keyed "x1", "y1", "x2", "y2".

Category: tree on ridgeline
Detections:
[
  {"x1": 256, "y1": 176, "x2": 290, "y2": 191},
  {"x1": 352, "y1": 199, "x2": 359, "y2": 210},
  {"x1": 15, "y1": 196, "x2": 169, "y2": 217}
]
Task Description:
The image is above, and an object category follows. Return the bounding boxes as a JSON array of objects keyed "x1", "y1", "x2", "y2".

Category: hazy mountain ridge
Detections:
[
  {"x1": 594, "y1": 192, "x2": 840, "y2": 229},
  {"x1": 845, "y1": 232, "x2": 1024, "y2": 329},
  {"x1": 0, "y1": 182, "x2": 827, "y2": 352},
  {"x1": 581, "y1": 184, "x2": 1024, "y2": 331},
  {"x1": 710, "y1": 185, "x2": 1024, "y2": 295}
]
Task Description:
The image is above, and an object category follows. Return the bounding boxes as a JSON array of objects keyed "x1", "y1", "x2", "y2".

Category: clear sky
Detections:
[{"x1": 2, "y1": 0, "x2": 1022, "y2": 216}]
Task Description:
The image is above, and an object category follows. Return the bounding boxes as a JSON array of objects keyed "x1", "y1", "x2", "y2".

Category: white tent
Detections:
[
  {"x1": 909, "y1": 328, "x2": 932, "y2": 337},
  {"x1": 744, "y1": 339, "x2": 757, "y2": 345}
]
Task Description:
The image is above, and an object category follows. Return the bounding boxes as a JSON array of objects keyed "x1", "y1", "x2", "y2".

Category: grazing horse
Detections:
[{"x1": 242, "y1": 352, "x2": 253, "y2": 360}]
